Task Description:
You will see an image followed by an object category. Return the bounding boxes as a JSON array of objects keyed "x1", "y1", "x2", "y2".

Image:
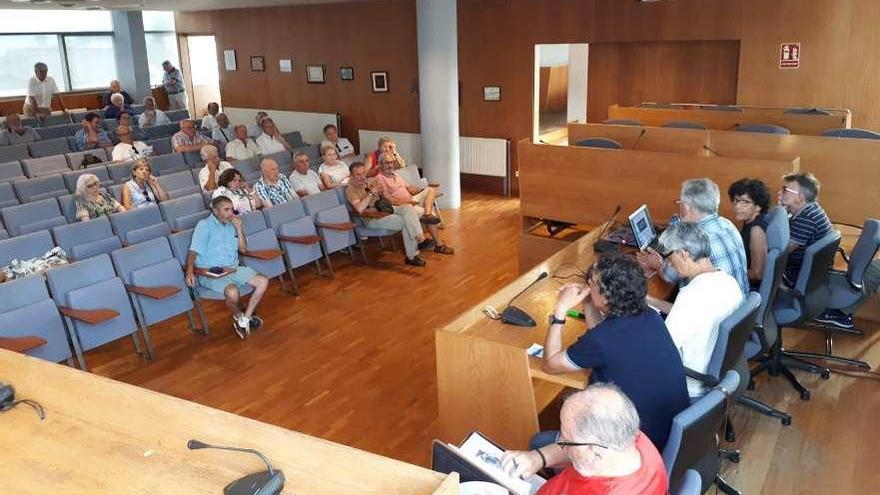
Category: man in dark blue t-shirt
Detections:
[{"x1": 541, "y1": 255, "x2": 690, "y2": 450}]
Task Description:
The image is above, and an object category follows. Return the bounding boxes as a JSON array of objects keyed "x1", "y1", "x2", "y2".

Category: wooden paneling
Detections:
[
  {"x1": 567, "y1": 122, "x2": 709, "y2": 154},
  {"x1": 587, "y1": 41, "x2": 740, "y2": 123},
  {"x1": 539, "y1": 65, "x2": 568, "y2": 113}
]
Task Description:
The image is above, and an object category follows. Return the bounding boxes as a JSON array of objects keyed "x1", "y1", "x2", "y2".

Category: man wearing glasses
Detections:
[{"x1": 501, "y1": 384, "x2": 667, "y2": 495}]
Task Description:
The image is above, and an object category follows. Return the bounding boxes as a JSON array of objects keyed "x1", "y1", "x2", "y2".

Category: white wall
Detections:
[{"x1": 223, "y1": 107, "x2": 339, "y2": 144}]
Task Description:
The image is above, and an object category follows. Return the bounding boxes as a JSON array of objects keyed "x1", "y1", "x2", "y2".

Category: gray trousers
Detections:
[
  {"x1": 364, "y1": 205, "x2": 423, "y2": 258},
  {"x1": 168, "y1": 92, "x2": 188, "y2": 110}
]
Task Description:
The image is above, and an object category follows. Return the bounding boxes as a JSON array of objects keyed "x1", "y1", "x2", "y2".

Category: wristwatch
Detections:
[{"x1": 548, "y1": 314, "x2": 566, "y2": 326}]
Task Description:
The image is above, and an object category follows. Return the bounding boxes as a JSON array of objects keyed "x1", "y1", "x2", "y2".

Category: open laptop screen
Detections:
[{"x1": 628, "y1": 204, "x2": 656, "y2": 251}]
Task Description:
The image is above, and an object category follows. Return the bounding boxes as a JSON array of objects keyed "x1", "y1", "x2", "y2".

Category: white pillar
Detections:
[
  {"x1": 111, "y1": 11, "x2": 152, "y2": 102},
  {"x1": 567, "y1": 44, "x2": 589, "y2": 124},
  {"x1": 417, "y1": 0, "x2": 461, "y2": 209}
]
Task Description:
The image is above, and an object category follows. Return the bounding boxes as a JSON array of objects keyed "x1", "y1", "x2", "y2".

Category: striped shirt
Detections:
[
  {"x1": 662, "y1": 213, "x2": 750, "y2": 294},
  {"x1": 785, "y1": 202, "x2": 832, "y2": 282},
  {"x1": 254, "y1": 175, "x2": 296, "y2": 207}
]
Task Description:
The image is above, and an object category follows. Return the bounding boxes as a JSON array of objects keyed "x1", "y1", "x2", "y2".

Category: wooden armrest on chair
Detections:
[
  {"x1": 57, "y1": 306, "x2": 120, "y2": 325},
  {"x1": 316, "y1": 222, "x2": 356, "y2": 231},
  {"x1": 125, "y1": 284, "x2": 182, "y2": 300},
  {"x1": 0, "y1": 336, "x2": 47, "y2": 353},
  {"x1": 278, "y1": 234, "x2": 321, "y2": 245},
  {"x1": 353, "y1": 211, "x2": 389, "y2": 219},
  {"x1": 243, "y1": 249, "x2": 283, "y2": 260}
]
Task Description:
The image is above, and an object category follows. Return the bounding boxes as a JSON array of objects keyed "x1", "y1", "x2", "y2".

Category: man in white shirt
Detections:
[
  {"x1": 111, "y1": 125, "x2": 150, "y2": 162},
  {"x1": 24, "y1": 62, "x2": 66, "y2": 119},
  {"x1": 322, "y1": 124, "x2": 356, "y2": 161},
  {"x1": 255, "y1": 118, "x2": 291, "y2": 155},
  {"x1": 212, "y1": 114, "x2": 235, "y2": 143},
  {"x1": 654, "y1": 222, "x2": 743, "y2": 398},
  {"x1": 289, "y1": 152, "x2": 324, "y2": 196},
  {"x1": 247, "y1": 111, "x2": 268, "y2": 139},
  {"x1": 201, "y1": 102, "x2": 220, "y2": 131},
  {"x1": 225, "y1": 125, "x2": 260, "y2": 162},
  {"x1": 197, "y1": 144, "x2": 233, "y2": 192}
]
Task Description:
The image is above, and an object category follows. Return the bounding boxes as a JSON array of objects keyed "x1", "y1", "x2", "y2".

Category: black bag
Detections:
[
  {"x1": 374, "y1": 196, "x2": 394, "y2": 214},
  {"x1": 80, "y1": 153, "x2": 103, "y2": 169}
]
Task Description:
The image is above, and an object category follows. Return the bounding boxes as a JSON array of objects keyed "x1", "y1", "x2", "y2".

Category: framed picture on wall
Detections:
[
  {"x1": 307, "y1": 65, "x2": 326, "y2": 84},
  {"x1": 339, "y1": 66, "x2": 354, "y2": 81},
  {"x1": 223, "y1": 50, "x2": 237, "y2": 71},
  {"x1": 279, "y1": 59, "x2": 293, "y2": 73},
  {"x1": 250, "y1": 56, "x2": 265, "y2": 72},
  {"x1": 371, "y1": 71, "x2": 389, "y2": 93},
  {"x1": 483, "y1": 86, "x2": 501, "y2": 101}
]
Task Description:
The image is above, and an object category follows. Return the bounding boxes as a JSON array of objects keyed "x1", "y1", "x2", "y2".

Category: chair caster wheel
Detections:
[
  {"x1": 729, "y1": 452, "x2": 741, "y2": 464},
  {"x1": 820, "y1": 369, "x2": 830, "y2": 379},
  {"x1": 800, "y1": 390, "x2": 811, "y2": 401},
  {"x1": 781, "y1": 416, "x2": 792, "y2": 426},
  {"x1": 725, "y1": 431, "x2": 736, "y2": 443}
]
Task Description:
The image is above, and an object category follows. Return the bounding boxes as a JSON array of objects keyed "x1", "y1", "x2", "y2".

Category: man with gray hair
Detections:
[
  {"x1": 654, "y1": 222, "x2": 743, "y2": 397},
  {"x1": 637, "y1": 178, "x2": 749, "y2": 294},
  {"x1": 162, "y1": 60, "x2": 188, "y2": 110},
  {"x1": 24, "y1": 62, "x2": 66, "y2": 118},
  {"x1": 0, "y1": 113, "x2": 40, "y2": 145},
  {"x1": 501, "y1": 383, "x2": 668, "y2": 495},
  {"x1": 225, "y1": 124, "x2": 260, "y2": 161},
  {"x1": 197, "y1": 144, "x2": 232, "y2": 192}
]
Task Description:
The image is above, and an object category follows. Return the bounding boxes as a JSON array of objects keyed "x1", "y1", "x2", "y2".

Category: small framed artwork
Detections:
[
  {"x1": 371, "y1": 71, "x2": 389, "y2": 93},
  {"x1": 250, "y1": 56, "x2": 265, "y2": 72},
  {"x1": 307, "y1": 64, "x2": 326, "y2": 84},
  {"x1": 223, "y1": 49, "x2": 237, "y2": 71},
  {"x1": 279, "y1": 59, "x2": 293, "y2": 73},
  {"x1": 483, "y1": 86, "x2": 501, "y2": 102},
  {"x1": 339, "y1": 66, "x2": 354, "y2": 81}
]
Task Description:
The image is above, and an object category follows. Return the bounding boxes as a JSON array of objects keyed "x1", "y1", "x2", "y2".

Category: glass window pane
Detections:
[
  {"x1": 146, "y1": 33, "x2": 180, "y2": 86},
  {"x1": 0, "y1": 10, "x2": 112, "y2": 33},
  {"x1": 0, "y1": 35, "x2": 65, "y2": 97},
  {"x1": 65, "y1": 36, "x2": 117, "y2": 90},
  {"x1": 143, "y1": 11, "x2": 176, "y2": 32}
]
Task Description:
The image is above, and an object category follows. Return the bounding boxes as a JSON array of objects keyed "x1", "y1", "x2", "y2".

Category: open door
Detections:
[{"x1": 180, "y1": 35, "x2": 221, "y2": 119}]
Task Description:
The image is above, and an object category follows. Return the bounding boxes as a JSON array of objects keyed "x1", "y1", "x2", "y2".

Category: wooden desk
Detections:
[
  {"x1": 0, "y1": 350, "x2": 458, "y2": 495},
  {"x1": 607, "y1": 104, "x2": 850, "y2": 136},
  {"x1": 517, "y1": 139, "x2": 799, "y2": 227},
  {"x1": 568, "y1": 122, "x2": 708, "y2": 155}
]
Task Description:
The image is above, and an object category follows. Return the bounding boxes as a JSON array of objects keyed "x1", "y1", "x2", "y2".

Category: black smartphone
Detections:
[{"x1": 208, "y1": 266, "x2": 225, "y2": 275}]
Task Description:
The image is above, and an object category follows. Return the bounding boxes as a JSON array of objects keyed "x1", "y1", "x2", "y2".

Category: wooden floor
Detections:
[{"x1": 84, "y1": 194, "x2": 879, "y2": 494}]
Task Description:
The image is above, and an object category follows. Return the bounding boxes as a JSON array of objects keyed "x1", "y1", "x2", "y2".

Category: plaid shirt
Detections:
[
  {"x1": 254, "y1": 175, "x2": 296, "y2": 207},
  {"x1": 662, "y1": 213, "x2": 749, "y2": 294},
  {"x1": 171, "y1": 130, "x2": 208, "y2": 151}
]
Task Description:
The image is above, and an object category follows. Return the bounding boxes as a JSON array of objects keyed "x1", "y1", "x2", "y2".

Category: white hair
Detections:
[
  {"x1": 681, "y1": 178, "x2": 720, "y2": 215},
  {"x1": 659, "y1": 222, "x2": 713, "y2": 261},
  {"x1": 565, "y1": 383, "x2": 640, "y2": 451},
  {"x1": 110, "y1": 92, "x2": 124, "y2": 105},
  {"x1": 200, "y1": 144, "x2": 219, "y2": 160},
  {"x1": 75, "y1": 173, "x2": 101, "y2": 196}
]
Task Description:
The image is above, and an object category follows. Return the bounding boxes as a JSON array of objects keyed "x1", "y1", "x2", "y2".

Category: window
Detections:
[
  {"x1": 144, "y1": 11, "x2": 179, "y2": 86},
  {"x1": 0, "y1": 35, "x2": 66, "y2": 97},
  {"x1": 64, "y1": 36, "x2": 117, "y2": 91},
  {"x1": 0, "y1": 10, "x2": 112, "y2": 33}
]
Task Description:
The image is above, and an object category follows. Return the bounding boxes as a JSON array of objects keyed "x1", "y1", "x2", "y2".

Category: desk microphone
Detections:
[
  {"x1": 187, "y1": 439, "x2": 285, "y2": 495},
  {"x1": 631, "y1": 128, "x2": 647, "y2": 149},
  {"x1": 702, "y1": 144, "x2": 722, "y2": 157},
  {"x1": 502, "y1": 271, "x2": 549, "y2": 327},
  {"x1": 593, "y1": 204, "x2": 622, "y2": 253}
]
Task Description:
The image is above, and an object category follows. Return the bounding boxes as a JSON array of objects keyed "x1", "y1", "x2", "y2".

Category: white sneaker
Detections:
[{"x1": 233, "y1": 315, "x2": 251, "y2": 339}]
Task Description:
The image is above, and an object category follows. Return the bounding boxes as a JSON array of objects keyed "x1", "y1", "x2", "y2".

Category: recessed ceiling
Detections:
[{"x1": 0, "y1": 0, "x2": 372, "y2": 12}]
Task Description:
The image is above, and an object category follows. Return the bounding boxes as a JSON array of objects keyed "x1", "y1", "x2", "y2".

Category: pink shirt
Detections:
[{"x1": 373, "y1": 172, "x2": 412, "y2": 204}]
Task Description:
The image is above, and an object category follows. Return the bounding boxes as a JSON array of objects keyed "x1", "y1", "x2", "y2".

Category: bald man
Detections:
[
  {"x1": 253, "y1": 158, "x2": 296, "y2": 207},
  {"x1": 502, "y1": 384, "x2": 668, "y2": 495}
]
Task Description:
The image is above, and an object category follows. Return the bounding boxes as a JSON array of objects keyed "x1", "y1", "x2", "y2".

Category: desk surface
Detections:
[{"x1": 0, "y1": 350, "x2": 456, "y2": 495}]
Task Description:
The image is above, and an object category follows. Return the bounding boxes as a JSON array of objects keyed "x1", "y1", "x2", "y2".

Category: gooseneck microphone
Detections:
[
  {"x1": 631, "y1": 128, "x2": 647, "y2": 149},
  {"x1": 501, "y1": 271, "x2": 549, "y2": 327},
  {"x1": 702, "y1": 144, "x2": 722, "y2": 157},
  {"x1": 592, "y1": 204, "x2": 623, "y2": 253},
  {"x1": 188, "y1": 439, "x2": 285, "y2": 495}
]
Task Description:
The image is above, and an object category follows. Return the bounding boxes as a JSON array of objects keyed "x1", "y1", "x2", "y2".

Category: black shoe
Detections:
[
  {"x1": 813, "y1": 309, "x2": 854, "y2": 329},
  {"x1": 405, "y1": 255, "x2": 427, "y2": 267},
  {"x1": 420, "y1": 214, "x2": 441, "y2": 225},
  {"x1": 249, "y1": 316, "x2": 263, "y2": 330},
  {"x1": 418, "y1": 238, "x2": 437, "y2": 250}
]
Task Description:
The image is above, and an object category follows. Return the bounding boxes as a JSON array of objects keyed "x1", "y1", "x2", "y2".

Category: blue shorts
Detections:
[{"x1": 198, "y1": 265, "x2": 259, "y2": 294}]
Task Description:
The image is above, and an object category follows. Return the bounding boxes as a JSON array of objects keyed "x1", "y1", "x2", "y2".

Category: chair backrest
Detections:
[
  {"x1": 263, "y1": 197, "x2": 308, "y2": 228},
  {"x1": 234, "y1": 156, "x2": 261, "y2": 181},
  {"x1": 57, "y1": 194, "x2": 78, "y2": 223},
  {"x1": 13, "y1": 175, "x2": 67, "y2": 203},
  {"x1": 0, "y1": 274, "x2": 72, "y2": 364},
  {"x1": 784, "y1": 107, "x2": 831, "y2": 115},
  {"x1": 150, "y1": 153, "x2": 187, "y2": 175},
  {"x1": 103, "y1": 119, "x2": 119, "y2": 132},
  {"x1": 166, "y1": 109, "x2": 190, "y2": 122},
  {"x1": 37, "y1": 113, "x2": 70, "y2": 127},
  {"x1": 22, "y1": 155, "x2": 70, "y2": 178},
  {"x1": 602, "y1": 118, "x2": 644, "y2": 126},
  {"x1": 241, "y1": 209, "x2": 268, "y2": 236},
  {"x1": 52, "y1": 216, "x2": 120, "y2": 261},
  {"x1": 672, "y1": 470, "x2": 702, "y2": 495},
  {"x1": 0, "y1": 182, "x2": 19, "y2": 208},
  {"x1": 793, "y1": 230, "x2": 841, "y2": 320},
  {"x1": 0, "y1": 144, "x2": 30, "y2": 163},
  {"x1": 63, "y1": 166, "x2": 112, "y2": 193},
  {"x1": 108, "y1": 161, "x2": 134, "y2": 184},
  {"x1": 284, "y1": 131, "x2": 304, "y2": 147},
  {"x1": 301, "y1": 189, "x2": 342, "y2": 216},
  {"x1": 66, "y1": 149, "x2": 109, "y2": 170},
  {"x1": 109, "y1": 204, "x2": 168, "y2": 245},
  {"x1": 0, "y1": 161, "x2": 25, "y2": 184},
  {"x1": 736, "y1": 124, "x2": 790, "y2": 135},
  {"x1": 159, "y1": 194, "x2": 210, "y2": 231},
  {"x1": 182, "y1": 151, "x2": 203, "y2": 166},
  {"x1": 35, "y1": 124, "x2": 74, "y2": 140},
  {"x1": 704, "y1": 292, "x2": 762, "y2": 382},
  {"x1": 2, "y1": 198, "x2": 66, "y2": 236},
  {"x1": 168, "y1": 228, "x2": 194, "y2": 267},
  {"x1": 662, "y1": 370, "x2": 739, "y2": 490},
  {"x1": 0, "y1": 230, "x2": 55, "y2": 267},
  {"x1": 158, "y1": 170, "x2": 197, "y2": 194},
  {"x1": 574, "y1": 137, "x2": 622, "y2": 149},
  {"x1": 145, "y1": 124, "x2": 178, "y2": 140},
  {"x1": 27, "y1": 137, "x2": 71, "y2": 158},
  {"x1": 146, "y1": 137, "x2": 173, "y2": 156},
  {"x1": 662, "y1": 121, "x2": 708, "y2": 130},
  {"x1": 846, "y1": 220, "x2": 880, "y2": 288},
  {"x1": 758, "y1": 207, "x2": 791, "y2": 331},
  {"x1": 821, "y1": 128, "x2": 880, "y2": 140},
  {"x1": 266, "y1": 150, "x2": 293, "y2": 172}
]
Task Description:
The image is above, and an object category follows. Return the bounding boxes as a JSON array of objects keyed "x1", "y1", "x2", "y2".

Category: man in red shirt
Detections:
[{"x1": 501, "y1": 383, "x2": 668, "y2": 495}]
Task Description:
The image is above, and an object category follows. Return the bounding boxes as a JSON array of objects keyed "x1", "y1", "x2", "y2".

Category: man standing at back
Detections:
[
  {"x1": 162, "y1": 60, "x2": 188, "y2": 110},
  {"x1": 24, "y1": 62, "x2": 66, "y2": 119}
]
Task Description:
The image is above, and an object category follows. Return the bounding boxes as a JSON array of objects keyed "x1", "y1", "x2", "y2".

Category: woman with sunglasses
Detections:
[
  {"x1": 74, "y1": 173, "x2": 126, "y2": 222},
  {"x1": 212, "y1": 168, "x2": 262, "y2": 214},
  {"x1": 121, "y1": 158, "x2": 168, "y2": 209}
]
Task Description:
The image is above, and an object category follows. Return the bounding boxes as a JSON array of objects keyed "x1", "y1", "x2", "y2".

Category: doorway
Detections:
[
  {"x1": 181, "y1": 35, "x2": 221, "y2": 119},
  {"x1": 532, "y1": 43, "x2": 589, "y2": 142}
]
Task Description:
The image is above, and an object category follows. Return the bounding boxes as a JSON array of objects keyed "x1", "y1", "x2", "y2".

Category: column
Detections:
[
  {"x1": 417, "y1": 0, "x2": 461, "y2": 209},
  {"x1": 111, "y1": 11, "x2": 152, "y2": 102}
]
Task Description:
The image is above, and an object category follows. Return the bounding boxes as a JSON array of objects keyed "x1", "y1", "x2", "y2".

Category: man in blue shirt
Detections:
[
  {"x1": 74, "y1": 112, "x2": 112, "y2": 152},
  {"x1": 185, "y1": 196, "x2": 270, "y2": 338}
]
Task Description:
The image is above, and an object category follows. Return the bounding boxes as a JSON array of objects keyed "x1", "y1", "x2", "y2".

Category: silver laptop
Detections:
[{"x1": 628, "y1": 204, "x2": 659, "y2": 251}]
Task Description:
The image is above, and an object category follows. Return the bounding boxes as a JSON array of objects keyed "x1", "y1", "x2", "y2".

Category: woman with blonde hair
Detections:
[
  {"x1": 318, "y1": 142, "x2": 351, "y2": 188},
  {"x1": 121, "y1": 158, "x2": 169, "y2": 209},
  {"x1": 74, "y1": 173, "x2": 125, "y2": 221},
  {"x1": 363, "y1": 136, "x2": 405, "y2": 177}
]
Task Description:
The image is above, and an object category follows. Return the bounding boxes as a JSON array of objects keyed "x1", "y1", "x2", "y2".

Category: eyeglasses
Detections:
[
  {"x1": 87, "y1": 182, "x2": 100, "y2": 188},
  {"x1": 731, "y1": 198, "x2": 754, "y2": 206},
  {"x1": 780, "y1": 186, "x2": 800, "y2": 196},
  {"x1": 556, "y1": 440, "x2": 609, "y2": 450}
]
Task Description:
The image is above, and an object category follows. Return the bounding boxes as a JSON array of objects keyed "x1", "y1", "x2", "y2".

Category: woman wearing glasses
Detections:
[
  {"x1": 728, "y1": 178, "x2": 771, "y2": 289},
  {"x1": 74, "y1": 173, "x2": 126, "y2": 222},
  {"x1": 121, "y1": 158, "x2": 168, "y2": 209},
  {"x1": 212, "y1": 168, "x2": 262, "y2": 214}
]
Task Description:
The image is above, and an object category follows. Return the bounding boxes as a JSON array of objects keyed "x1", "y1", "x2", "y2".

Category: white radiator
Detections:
[
  {"x1": 223, "y1": 107, "x2": 338, "y2": 144},
  {"x1": 358, "y1": 130, "x2": 509, "y2": 179}
]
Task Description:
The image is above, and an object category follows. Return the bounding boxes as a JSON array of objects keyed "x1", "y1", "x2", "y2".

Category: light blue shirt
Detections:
[{"x1": 190, "y1": 214, "x2": 239, "y2": 268}]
